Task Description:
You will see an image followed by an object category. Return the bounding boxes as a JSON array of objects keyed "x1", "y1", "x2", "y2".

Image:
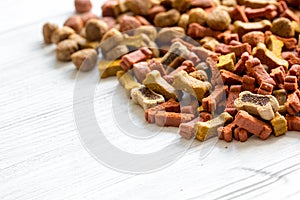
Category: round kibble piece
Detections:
[
  {"x1": 51, "y1": 26, "x2": 75, "y2": 44},
  {"x1": 85, "y1": 19, "x2": 108, "y2": 41},
  {"x1": 75, "y1": 0, "x2": 92, "y2": 13},
  {"x1": 71, "y1": 49, "x2": 98, "y2": 71},
  {"x1": 43, "y1": 23, "x2": 58, "y2": 44},
  {"x1": 56, "y1": 39, "x2": 79, "y2": 61},
  {"x1": 126, "y1": 0, "x2": 152, "y2": 16},
  {"x1": 188, "y1": 8, "x2": 207, "y2": 26},
  {"x1": 64, "y1": 15, "x2": 84, "y2": 33},
  {"x1": 119, "y1": 15, "x2": 142, "y2": 32},
  {"x1": 207, "y1": 9, "x2": 231, "y2": 31},
  {"x1": 154, "y1": 9, "x2": 180, "y2": 27},
  {"x1": 271, "y1": 17, "x2": 295, "y2": 38}
]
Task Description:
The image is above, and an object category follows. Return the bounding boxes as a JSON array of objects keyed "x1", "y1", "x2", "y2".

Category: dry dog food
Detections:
[{"x1": 42, "y1": 0, "x2": 300, "y2": 144}]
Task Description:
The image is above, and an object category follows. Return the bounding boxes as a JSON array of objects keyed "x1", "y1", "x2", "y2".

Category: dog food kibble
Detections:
[
  {"x1": 71, "y1": 49, "x2": 98, "y2": 71},
  {"x1": 207, "y1": 9, "x2": 231, "y2": 31},
  {"x1": 43, "y1": 0, "x2": 300, "y2": 144},
  {"x1": 56, "y1": 39, "x2": 79, "y2": 61},
  {"x1": 75, "y1": 0, "x2": 92, "y2": 13}
]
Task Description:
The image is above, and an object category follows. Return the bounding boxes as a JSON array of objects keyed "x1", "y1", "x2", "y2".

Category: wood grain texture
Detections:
[{"x1": 1, "y1": 0, "x2": 300, "y2": 199}]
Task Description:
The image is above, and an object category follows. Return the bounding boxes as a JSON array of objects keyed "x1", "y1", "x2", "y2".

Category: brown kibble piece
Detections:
[
  {"x1": 188, "y1": 8, "x2": 207, "y2": 26},
  {"x1": 43, "y1": 23, "x2": 59, "y2": 44},
  {"x1": 286, "y1": 115, "x2": 300, "y2": 131},
  {"x1": 51, "y1": 26, "x2": 75, "y2": 44},
  {"x1": 270, "y1": 66, "x2": 286, "y2": 89},
  {"x1": 234, "y1": 20, "x2": 272, "y2": 38},
  {"x1": 207, "y1": 9, "x2": 231, "y2": 31},
  {"x1": 71, "y1": 49, "x2": 98, "y2": 72},
  {"x1": 56, "y1": 39, "x2": 79, "y2": 61},
  {"x1": 179, "y1": 118, "x2": 201, "y2": 140},
  {"x1": 126, "y1": 0, "x2": 152, "y2": 16},
  {"x1": 75, "y1": 0, "x2": 92, "y2": 13},
  {"x1": 230, "y1": 6, "x2": 249, "y2": 23},
  {"x1": 284, "y1": 76, "x2": 298, "y2": 92},
  {"x1": 285, "y1": 90, "x2": 300, "y2": 115},
  {"x1": 119, "y1": 15, "x2": 141, "y2": 32},
  {"x1": 271, "y1": 17, "x2": 295, "y2": 38},
  {"x1": 85, "y1": 19, "x2": 108, "y2": 41},
  {"x1": 154, "y1": 9, "x2": 180, "y2": 28},
  {"x1": 233, "y1": 127, "x2": 249, "y2": 142},
  {"x1": 64, "y1": 15, "x2": 84, "y2": 33},
  {"x1": 202, "y1": 86, "x2": 226, "y2": 113},
  {"x1": 120, "y1": 47, "x2": 153, "y2": 70},
  {"x1": 257, "y1": 82, "x2": 273, "y2": 95},
  {"x1": 155, "y1": 111, "x2": 195, "y2": 127},
  {"x1": 242, "y1": 31, "x2": 265, "y2": 48},
  {"x1": 242, "y1": 75, "x2": 256, "y2": 92},
  {"x1": 225, "y1": 85, "x2": 242, "y2": 116},
  {"x1": 245, "y1": 5, "x2": 277, "y2": 20},
  {"x1": 234, "y1": 110, "x2": 272, "y2": 140},
  {"x1": 80, "y1": 12, "x2": 99, "y2": 25},
  {"x1": 188, "y1": 23, "x2": 221, "y2": 39}
]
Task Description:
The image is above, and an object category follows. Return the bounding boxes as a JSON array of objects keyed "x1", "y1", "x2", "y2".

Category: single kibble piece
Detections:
[
  {"x1": 51, "y1": 26, "x2": 75, "y2": 44},
  {"x1": 234, "y1": 91, "x2": 279, "y2": 120},
  {"x1": 217, "y1": 52, "x2": 236, "y2": 72},
  {"x1": 98, "y1": 59, "x2": 123, "y2": 78},
  {"x1": 43, "y1": 23, "x2": 59, "y2": 44},
  {"x1": 119, "y1": 15, "x2": 142, "y2": 32},
  {"x1": 271, "y1": 17, "x2": 295, "y2": 38},
  {"x1": 155, "y1": 112, "x2": 195, "y2": 127},
  {"x1": 225, "y1": 85, "x2": 242, "y2": 116},
  {"x1": 120, "y1": 47, "x2": 153, "y2": 71},
  {"x1": 284, "y1": 76, "x2": 298, "y2": 91},
  {"x1": 117, "y1": 71, "x2": 141, "y2": 97},
  {"x1": 132, "y1": 62, "x2": 151, "y2": 83},
  {"x1": 143, "y1": 70, "x2": 179, "y2": 100},
  {"x1": 172, "y1": 70, "x2": 212, "y2": 102},
  {"x1": 75, "y1": 0, "x2": 92, "y2": 13},
  {"x1": 126, "y1": 0, "x2": 152, "y2": 16},
  {"x1": 154, "y1": 9, "x2": 180, "y2": 27},
  {"x1": 64, "y1": 15, "x2": 84, "y2": 33},
  {"x1": 179, "y1": 118, "x2": 201, "y2": 140},
  {"x1": 285, "y1": 90, "x2": 300, "y2": 115},
  {"x1": 131, "y1": 85, "x2": 165, "y2": 110},
  {"x1": 56, "y1": 39, "x2": 79, "y2": 62},
  {"x1": 178, "y1": 14, "x2": 189, "y2": 31},
  {"x1": 242, "y1": 31, "x2": 265, "y2": 48},
  {"x1": 188, "y1": 8, "x2": 207, "y2": 26},
  {"x1": 85, "y1": 19, "x2": 108, "y2": 41},
  {"x1": 71, "y1": 49, "x2": 98, "y2": 72},
  {"x1": 286, "y1": 115, "x2": 300, "y2": 131},
  {"x1": 234, "y1": 20, "x2": 272, "y2": 37},
  {"x1": 266, "y1": 35, "x2": 284, "y2": 58},
  {"x1": 207, "y1": 9, "x2": 231, "y2": 31},
  {"x1": 270, "y1": 112, "x2": 287, "y2": 137},
  {"x1": 194, "y1": 112, "x2": 233, "y2": 142}
]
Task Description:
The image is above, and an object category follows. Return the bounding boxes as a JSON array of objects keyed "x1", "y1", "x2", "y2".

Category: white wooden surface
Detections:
[{"x1": 1, "y1": 0, "x2": 300, "y2": 199}]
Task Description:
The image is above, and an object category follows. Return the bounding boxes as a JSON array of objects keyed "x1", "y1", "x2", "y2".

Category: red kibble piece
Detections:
[
  {"x1": 286, "y1": 115, "x2": 300, "y2": 131},
  {"x1": 230, "y1": 6, "x2": 249, "y2": 23},
  {"x1": 120, "y1": 48, "x2": 153, "y2": 71},
  {"x1": 285, "y1": 90, "x2": 300, "y2": 115},
  {"x1": 75, "y1": 0, "x2": 92, "y2": 13},
  {"x1": 233, "y1": 127, "x2": 249, "y2": 142},
  {"x1": 257, "y1": 82, "x2": 274, "y2": 95},
  {"x1": 234, "y1": 52, "x2": 251, "y2": 75},
  {"x1": 245, "y1": 5, "x2": 277, "y2": 20},
  {"x1": 202, "y1": 86, "x2": 225, "y2": 113},
  {"x1": 225, "y1": 85, "x2": 242, "y2": 116},
  {"x1": 187, "y1": 23, "x2": 221, "y2": 39},
  {"x1": 101, "y1": 0, "x2": 118, "y2": 17},
  {"x1": 220, "y1": 70, "x2": 243, "y2": 85},
  {"x1": 284, "y1": 76, "x2": 298, "y2": 91},
  {"x1": 155, "y1": 111, "x2": 195, "y2": 127},
  {"x1": 270, "y1": 66, "x2": 286, "y2": 89}
]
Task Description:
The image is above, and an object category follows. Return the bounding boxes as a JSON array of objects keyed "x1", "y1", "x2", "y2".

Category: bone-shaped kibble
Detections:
[
  {"x1": 286, "y1": 115, "x2": 300, "y2": 131},
  {"x1": 245, "y1": 57, "x2": 276, "y2": 86},
  {"x1": 234, "y1": 110, "x2": 272, "y2": 140},
  {"x1": 244, "y1": 0, "x2": 277, "y2": 9},
  {"x1": 225, "y1": 85, "x2": 242, "y2": 116},
  {"x1": 155, "y1": 111, "x2": 195, "y2": 127},
  {"x1": 160, "y1": 41, "x2": 190, "y2": 69},
  {"x1": 98, "y1": 59, "x2": 123, "y2": 78},
  {"x1": 242, "y1": 31, "x2": 265, "y2": 48},
  {"x1": 145, "y1": 98, "x2": 180, "y2": 123},
  {"x1": 257, "y1": 82, "x2": 273, "y2": 95},
  {"x1": 121, "y1": 33, "x2": 151, "y2": 49},
  {"x1": 143, "y1": 70, "x2": 179, "y2": 100},
  {"x1": 179, "y1": 117, "x2": 201, "y2": 140},
  {"x1": 285, "y1": 90, "x2": 300, "y2": 115},
  {"x1": 194, "y1": 112, "x2": 233, "y2": 142},
  {"x1": 220, "y1": 70, "x2": 243, "y2": 85},
  {"x1": 172, "y1": 70, "x2": 211, "y2": 102},
  {"x1": 120, "y1": 47, "x2": 153, "y2": 71},
  {"x1": 270, "y1": 66, "x2": 286, "y2": 89},
  {"x1": 252, "y1": 42, "x2": 289, "y2": 71},
  {"x1": 234, "y1": 91, "x2": 279, "y2": 120},
  {"x1": 233, "y1": 127, "x2": 250, "y2": 142},
  {"x1": 234, "y1": 20, "x2": 272, "y2": 38},
  {"x1": 187, "y1": 23, "x2": 221, "y2": 39},
  {"x1": 217, "y1": 52, "x2": 236, "y2": 72},
  {"x1": 284, "y1": 76, "x2": 298, "y2": 92},
  {"x1": 202, "y1": 86, "x2": 226, "y2": 113},
  {"x1": 245, "y1": 5, "x2": 277, "y2": 20},
  {"x1": 270, "y1": 112, "x2": 287, "y2": 137},
  {"x1": 117, "y1": 71, "x2": 141, "y2": 97},
  {"x1": 131, "y1": 85, "x2": 165, "y2": 110}
]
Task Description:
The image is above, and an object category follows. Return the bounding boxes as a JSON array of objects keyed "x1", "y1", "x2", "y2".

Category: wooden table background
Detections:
[{"x1": 1, "y1": 0, "x2": 300, "y2": 199}]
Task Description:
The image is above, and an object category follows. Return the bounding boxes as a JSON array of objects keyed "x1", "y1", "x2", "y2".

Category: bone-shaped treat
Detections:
[
  {"x1": 117, "y1": 71, "x2": 141, "y2": 97},
  {"x1": 234, "y1": 110, "x2": 272, "y2": 140},
  {"x1": 234, "y1": 91, "x2": 279, "y2": 120},
  {"x1": 143, "y1": 70, "x2": 180, "y2": 100},
  {"x1": 252, "y1": 42, "x2": 289, "y2": 71},
  {"x1": 225, "y1": 85, "x2": 242, "y2": 116},
  {"x1": 131, "y1": 85, "x2": 165, "y2": 110},
  {"x1": 245, "y1": 5, "x2": 277, "y2": 20},
  {"x1": 234, "y1": 20, "x2": 272, "y2": 38},
  {"x1": 202, "y1": 86, "x2": 226, "y2": 113},
  {"x1": 120, "y1": 47, "x2": 153, "y2": 71},
  {"x1": 285, "y1": 90, "x2": 300, "y2": 115},
  {"x1": 257, "y1": 82, "x2": 273, "y2": 95},
  {"x1": 194, "y1": 112, "x2": 233, "y2": 142},
  {"x1": 284, "y1": 76, "x2": 298, "y2": 92},
  {"x1": 179, "y1": 117, "x2": 201, "y2": 140},
  {"x1": 270, "y1": 112, "x2": 287, "y2": 137},
  {"x1": 155, "y1": 112, "x2": 195, "y2": 127},
  {"x1": 245, "y1": 57, "x2": 276, "y2": 86},
  {"x1": 172, "y1": 70, "x2": 211, "y2": 101},
  {"x1": 132, "y1": 62, "x2": 150, "y2": 83}
]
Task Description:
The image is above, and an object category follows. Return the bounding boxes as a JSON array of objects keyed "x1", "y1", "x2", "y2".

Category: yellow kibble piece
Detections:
[{"x1": 216, "y1": 53, "x2": 236, "y2": 72}]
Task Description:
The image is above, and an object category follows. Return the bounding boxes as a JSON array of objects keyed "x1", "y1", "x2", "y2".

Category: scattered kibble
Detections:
[{"x1": 42, "y1": 0, "x2": 300, "y2": 144}]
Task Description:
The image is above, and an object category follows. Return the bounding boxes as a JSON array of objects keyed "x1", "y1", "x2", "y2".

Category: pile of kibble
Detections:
[{"x1": 43, "y1": 0, "x2": 300, "y2": 142}]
